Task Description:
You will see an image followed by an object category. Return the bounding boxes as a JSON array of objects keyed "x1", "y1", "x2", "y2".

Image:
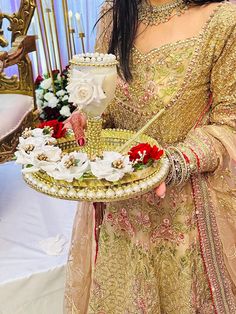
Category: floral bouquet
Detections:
[{"x1": 35, "y1": 68, "x2": 76, "y2": 122}]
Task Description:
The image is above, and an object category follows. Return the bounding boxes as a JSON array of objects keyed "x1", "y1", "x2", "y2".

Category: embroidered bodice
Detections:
[{"x1": 104, "y1": 3, "x2": 236, "y2": 146}]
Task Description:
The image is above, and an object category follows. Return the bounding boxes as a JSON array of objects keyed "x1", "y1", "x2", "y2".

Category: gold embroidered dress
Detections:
[{"x1": 65, "y1": 3, "x2": 236, "y2": 313}]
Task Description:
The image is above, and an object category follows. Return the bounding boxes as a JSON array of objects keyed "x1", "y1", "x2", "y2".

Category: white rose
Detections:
[
  {"x1": 48, "y1": 96, "x2": 59, "y2": 108},
  {"x1": 40, "y1": 77, "x2": 52, "y2": 90},
  {"x1": 62, "y1": 95, "x2": 69, "y2": 102},
  {"x1": 59, "y1": 106, "x2": 71, "y2": 117},
  {"x1": 68, "y1": 82, "x2": 95, "y2": 106},
  {"x1": 36, "y1": 99, "x2": 43, "y2": 109},
  {"x1": 36, "y1": 89, "x2": 44, "y2": 99},
  {"x1": 67, "y1": 70, "x2": 106, "y2": 108},
  {"x1": 44, "y1": 92, "x2": 54, "y2": 101},
  {"x1": 42, "y1": 101, "x2": 49, "y2": 108},
  {"x1": 56, "y1": 90, "x2": 66, "y2": 97}
]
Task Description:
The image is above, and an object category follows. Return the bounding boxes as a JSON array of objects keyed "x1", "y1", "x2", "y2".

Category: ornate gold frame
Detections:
[{"x1": 0, "y1": 0, "x2": 37, "y2": 163}]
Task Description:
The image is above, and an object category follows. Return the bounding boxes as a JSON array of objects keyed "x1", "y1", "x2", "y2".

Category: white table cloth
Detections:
[{"x1": 0, "y1": 162, "x2": 77, "y2": 314}]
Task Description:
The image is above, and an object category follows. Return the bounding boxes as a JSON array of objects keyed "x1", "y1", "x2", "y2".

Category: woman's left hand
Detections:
[{"x1": 155, "y1": 182, "x2": 166, "y2": 198}]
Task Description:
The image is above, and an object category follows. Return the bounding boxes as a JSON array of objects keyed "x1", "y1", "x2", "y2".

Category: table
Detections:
[{"x1": 0, "y1": 162, "x2": 77, "y2": 314}]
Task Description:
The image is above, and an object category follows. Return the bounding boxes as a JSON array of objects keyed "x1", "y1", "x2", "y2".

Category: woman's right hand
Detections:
[{"x1": 63, "y1": 111, "x2": 87, "y2": 146}]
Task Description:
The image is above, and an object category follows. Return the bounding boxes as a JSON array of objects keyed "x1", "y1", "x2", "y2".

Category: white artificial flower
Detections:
[
  {"x1": 56, "y1": 90, "x2": 66, "y2": 97},
  {"x1": 67, "y1": 70, "x2": 106, "y2": 108},
  {"x1": 32, "y1": 146, "x2": 62, "y2": 172},
  {"x1": 48, "y1": 96, "x2": 59, "y2": 108},
  {"x1": 59, "y1": 105, "x2": 71, "y2": 117},
  {"x1": 31, "y1": 128, "x2": 47, "y2": 138},
  {"x1": 48, "y1": 152, "x2": 89, "y2": 182},
  {"x1": 31, "y1": 128, "x2": 55, "y2": 140},
  {"x1": 18, "y1": 136, "x2": 46, "y2": 150},
  {"x1": 40, "y1": 77, "x2": 52, "y2": 90},
  {"x1": 15, "y1": 136, "x2": 46, "y2": 166},
  {"x1": 90, "y1": 151, "x2": 133, "y2": 182},
  {"x1": 21, "y1": 164, "x2": 40, "y2": 173},
  {"x1": 62, "y1": 95, "x2": 69, "y2": 102},
  {"x1": 15, "y1": 150, "x2": 36, "y2": 167}
]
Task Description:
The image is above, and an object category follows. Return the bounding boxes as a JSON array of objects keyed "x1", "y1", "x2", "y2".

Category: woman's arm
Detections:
[{"x1": 166, "y1": 23, "x2": 236, "y2": 185}]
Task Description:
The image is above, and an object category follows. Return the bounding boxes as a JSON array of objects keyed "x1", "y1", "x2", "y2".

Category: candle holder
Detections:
[
  {"x1": 69, "y1": 28, "x2": 76, "y2": 55},
  {"x1": 79, "y1": 32, "x2": 86, "y2": 54},
  {"x1": 45, "y1": 7, "x2": 57, "y2": 70},
  {"x1": 38, "y1": 0, "x2": 55, "y2": 92}
]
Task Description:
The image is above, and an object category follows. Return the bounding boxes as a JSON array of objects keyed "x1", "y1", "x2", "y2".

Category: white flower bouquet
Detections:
[{"x1": 35, "y1": 68, "x2": 76, "y2": 121}]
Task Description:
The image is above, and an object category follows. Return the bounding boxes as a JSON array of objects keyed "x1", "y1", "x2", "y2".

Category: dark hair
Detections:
[{"x1": 100, "y1": 0, "x2": 225, "y2": 81}]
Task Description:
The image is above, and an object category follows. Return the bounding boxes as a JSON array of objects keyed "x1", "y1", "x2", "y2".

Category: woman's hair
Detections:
[{"x1": 100, "y1": 0, "x2": 225, "y2": 81}]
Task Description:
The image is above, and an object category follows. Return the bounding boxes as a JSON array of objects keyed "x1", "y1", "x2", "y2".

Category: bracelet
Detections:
[
  {"x1": 165, "y1": 146, "x2": 192, "y2": 186},
  {"x1": 171, "y1": 147, "x2": 188, "y2": 184},
  {"x1": 165, "y1": 150, "x2": 176, "y2": 185}
]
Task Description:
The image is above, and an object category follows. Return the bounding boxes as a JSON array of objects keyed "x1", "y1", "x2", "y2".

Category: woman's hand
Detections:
[
  {"x1": 155, "y1": 182, "x2": 166, "y2": 198},
  {"x1": 64, "y1": 111, "x2": 87, "y2": 146}
]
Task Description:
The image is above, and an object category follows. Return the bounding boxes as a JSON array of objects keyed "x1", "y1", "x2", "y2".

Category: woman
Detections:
[{"x1": 65, "y1": 0, "x2": 236, "y2": 313}]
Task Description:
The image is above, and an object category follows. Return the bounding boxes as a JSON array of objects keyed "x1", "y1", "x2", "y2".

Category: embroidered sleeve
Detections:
[{"x1": 167, "y1": 22, "x2": 236, "y2": 182}]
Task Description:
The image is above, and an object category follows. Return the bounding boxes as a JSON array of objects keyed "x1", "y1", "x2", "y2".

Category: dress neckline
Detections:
[{"x1": 133, "y1": 2, "x2": 225, "y2": 56}]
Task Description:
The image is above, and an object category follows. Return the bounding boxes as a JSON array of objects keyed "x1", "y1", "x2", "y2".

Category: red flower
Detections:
[
  {"x1": 35, "y1": 75, "x2": 43, "y2": 86},
  {"x1": 150, "y1": 145, "x2": 164, "y2": 161},
  {"x1": 38, "y1": 119, "x2": 67, "y2": 139},
  {"x1": 52, "y1": 69, "x2": 60, "y2": 77},
  {"x1": 128, "y1": 143, "x2": 163, "y2": 165}
]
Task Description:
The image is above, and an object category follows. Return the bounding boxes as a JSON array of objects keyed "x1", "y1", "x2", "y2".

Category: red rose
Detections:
[
  {"x1": 52, "y1": 69, "x2": 60, "y2": 78},
  {"x1": 150, "y1": 145, "x2": 164, "y2": 161},
  {"x1": 38, "y1": 119, "x2": 67, "y2": 139},
  {"x1": 35, "y1": 75, "x2": 43, "y2": 86},
  {"x1": 128, "y1": 143, "x2": 152, "y2": 164},
  {"x1": 129, "y1": 143, "x2": 163, "y2": 165}
]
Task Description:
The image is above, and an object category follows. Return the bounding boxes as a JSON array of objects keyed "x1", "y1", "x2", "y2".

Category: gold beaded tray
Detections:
[{"x1": 23, "y1": 129, "x2": 169, "y2": 202}]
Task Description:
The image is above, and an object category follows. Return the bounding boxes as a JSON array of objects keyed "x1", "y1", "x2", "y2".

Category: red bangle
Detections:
[
  {"x1": 189, "y1": 147, "x2": 201, "y2": 169},
  {"x1": 182, "y1": 153, "x2": 190, "y2": 164}
]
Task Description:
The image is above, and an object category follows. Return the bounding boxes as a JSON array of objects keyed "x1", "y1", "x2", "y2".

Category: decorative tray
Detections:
[{"x1": 22, "y1": 128, "x2": 169, "y2": 202}]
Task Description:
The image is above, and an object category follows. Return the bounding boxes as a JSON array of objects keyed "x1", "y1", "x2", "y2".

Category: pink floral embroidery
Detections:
[
  {"x1": 106, "y1": 208, "x2": 135, "y2": 237},
  {"x1": 151, "y1": 218, "x2": 185, "y2": 245},
  {"x1": 118, "y1": 78, "x2": 131, "y2": 99},
  {"x1": 106, "y1": 212, "x2": 114, "y2": 224},
  {"x1": 92, "y1": 280, "x2": 102, "y2": 298},
  {"x1": 136, "y1": 297, "x2": 148, "y2": 314},
  {"x1": 185, "y1": 211, "x2": 197, "y2": 228},
  {"x1": 136, "y1": 212, "x2": 151, "y2": 228},
  {"x1": 143, "y1": 191, "x2": 160, "y2": 206},
  {"x1": 117, "y1": 208, "x2": 135, "y2": 237}
]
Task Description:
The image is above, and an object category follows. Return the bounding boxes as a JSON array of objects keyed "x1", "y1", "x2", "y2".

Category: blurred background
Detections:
[{"x1": 0, "y1": 0, "x2": 103, "y2": 77}]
